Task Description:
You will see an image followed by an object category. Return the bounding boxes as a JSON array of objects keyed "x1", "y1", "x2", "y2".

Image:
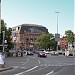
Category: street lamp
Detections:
[
  {"x1": 55, "y1": 11, "x2": 60, "y2": 34},
  {"x1": 55, "y1": 11, "x2": 60, "y2": 51}
]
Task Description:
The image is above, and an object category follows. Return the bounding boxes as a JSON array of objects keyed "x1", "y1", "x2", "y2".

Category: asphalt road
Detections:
[{"x1": 0, "y1": 54, "x2": 75, "y2": 75}]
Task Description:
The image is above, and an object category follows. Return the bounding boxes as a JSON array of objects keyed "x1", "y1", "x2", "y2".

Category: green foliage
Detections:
[
  {"x1": 35, "y1": 33, "x2": 57, "y2": 50},
  {"x1": 65, "y1": 30, "x2": 74, "y2": 44},
  {"x1": 0, "y1": 19, "x2": 13, "y2": 51}
]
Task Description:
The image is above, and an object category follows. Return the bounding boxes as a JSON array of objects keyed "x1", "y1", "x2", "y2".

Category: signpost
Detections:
[
  {"x1": 55, "y1": 33, "x2": 60, "y2": 51},
  {"x1": 55, "y1": 34, "x2": 60, "y2": 42}
]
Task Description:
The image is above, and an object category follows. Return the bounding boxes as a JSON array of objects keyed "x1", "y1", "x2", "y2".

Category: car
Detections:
[
  {"x1": 43, "y1": 50, "x2": 50, "y2": 54},
  {"x1": 50, "y1": 51, "x2": 58, "y2": 55},
  {"x1": 58, "y1": 51, "x2": 64, "y2": 55},
  {"x1": 27, "y1": 51, "x2": 34, "y2": 55},
  {"x1": 38, "y1": 51, "x2": 47, "y2": 57},
  {"x1": 69, "y1": 53, "x2": 73, "y2": 56},
  {"x1": 32, "y1": 50, "x2": 39, "y2": 54}
]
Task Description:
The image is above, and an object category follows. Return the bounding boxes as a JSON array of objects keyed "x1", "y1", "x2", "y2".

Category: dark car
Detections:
[
  {"x1": 32, "y1": 50, "x2": 39, "y2": 54},
  {"x1": 27, "y1": 51, "x2": 34, "y2": 55},
  {"x1": 69, "y1": 53, "x2": 73, "y2": 56},
  {"x1": 38, "y1": 51, "x2": 47, "y2": 57}
]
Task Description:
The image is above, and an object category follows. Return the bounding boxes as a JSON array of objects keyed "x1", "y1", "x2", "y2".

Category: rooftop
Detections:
[{"x1": 12, "y1": 24, "x2": 45, "y2": 28}]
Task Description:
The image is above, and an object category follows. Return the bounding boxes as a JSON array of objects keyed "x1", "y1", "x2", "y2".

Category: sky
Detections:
[{"x1": 1, "y1": 0, "x2": 75, "y2": 36}]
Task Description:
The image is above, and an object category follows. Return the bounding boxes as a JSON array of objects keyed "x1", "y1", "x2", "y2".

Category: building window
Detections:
[
  {"x1": 18, "y1": 27, "x2": 20, "y2": 30},
  {"x1": 28, "y1": 27, "x2": 42, "y2": 33}
]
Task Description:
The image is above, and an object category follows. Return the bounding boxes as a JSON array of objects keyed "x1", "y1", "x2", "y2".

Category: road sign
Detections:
[{"x1": 55, "y1": 34, "x2": 60, "y2": 42}]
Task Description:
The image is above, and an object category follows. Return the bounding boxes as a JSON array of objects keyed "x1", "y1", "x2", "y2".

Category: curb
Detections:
[{"x1": 0, "y1": 67, "x2": 13, "y2": 72}]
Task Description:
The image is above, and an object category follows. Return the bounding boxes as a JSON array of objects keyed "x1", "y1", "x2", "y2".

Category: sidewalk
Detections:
[{"x1": 0, "y1": 65, "x2": 13, "y2": 72}]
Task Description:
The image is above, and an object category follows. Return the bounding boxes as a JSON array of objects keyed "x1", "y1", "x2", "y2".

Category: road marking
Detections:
[
  {"x1": 15, "y1": 66, "x2": 38, "y2": 75},
  {"x1": 22, "y1": 62, "x2": 28, "y2": 65},
  {"x1": 38, "y1": 59, "x2": 41, "y2": 64},
  {"x1": 25, "y1": 66, "x2": 38, "y2": 72},
  {"x1": 33, "y1": 56, "x2": 41, "y2": 64},
  {"x1": 27, "y1": 59, "x2": 29, "y2": 62},
  {"x1": 20, "y1": 67, "x2": 26, "y2": 69},
  {"x1": 32, "y1": 57, "x2": 35, "y2": 58},
  {"x1": 12, "y1": 66, "x2": 19, "y2": 69},
  {"x1": 45, "y1": 71, "x2": 54, "y2": 75}
]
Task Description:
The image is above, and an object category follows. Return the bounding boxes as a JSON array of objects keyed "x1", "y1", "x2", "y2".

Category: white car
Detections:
[
  {"x1": 43, "y1": 50, "x2": 50, "y2": 54},
  {"x1": 50, "y1": 51, "x2": 58, "y2": 55}
]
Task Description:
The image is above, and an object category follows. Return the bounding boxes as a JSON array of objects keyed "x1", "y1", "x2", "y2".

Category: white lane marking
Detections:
[
  {"x1": 32, "y1": 57, "x2": 35, "y2": 58},
  {"x1": 25, "y1": 66, "x2": 38, "y2": 72},
  {"x1": 15, "y1": 66, "x2": 38, "y2": 75},
  {"x1": 29, "y1": 65, "x2": 50, "y2": 73},
  {"x1": 28, "y1": 55, "x2": 41, "y2": 64},
  {"x1": 45, "y1": 71, "x2": 54, "y2": 75},
  {"x1": 38, "y1": 59, "x2": 41, "y2": 64},
  {"x1": 21, "y1": 67, "x2": 26, "y2": 69},
  {"x1": 12, "y1": 66, "x2": 19, "y2": 69},
  {"x1": 27, "y1": 59, "x2": 29, "y2": 61},
  {"x1": 33, "y1": 56, "x2": 41, "y2": 64},
  {"x1": 22, "y1": 62, "x2": 28, "y2": 65}
]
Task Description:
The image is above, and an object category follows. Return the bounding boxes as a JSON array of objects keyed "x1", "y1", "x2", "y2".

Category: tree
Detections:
[
  {"x1": 35, "y1": 33, "x2": 57, "y2": 50},
  {"x1": 0, "y1": 19, "x2": 7, "y2": 44},
  {"x1": 6, "y1": 28, "x2": 13, "y2": 50},
  {"x1": 65, "y1": 30, "x2": 74, "y2": 44},
  {"x1": 0, "y1": 19, "x2": 13, "y2": 52}
]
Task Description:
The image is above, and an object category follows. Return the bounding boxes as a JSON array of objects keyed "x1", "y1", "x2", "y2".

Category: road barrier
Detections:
[
  {"x1": 18, "y1": 52, "x2": 21, "y2": 57},
  {"x1": 5, "y1": 52, "x2": 24, "y2": 57}
]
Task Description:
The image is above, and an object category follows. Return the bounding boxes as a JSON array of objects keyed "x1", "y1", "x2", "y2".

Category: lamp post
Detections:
[
  {"x1": 55, "y1": 11, "x2": 60, "y2": 51},
  {"x1": 55, "y1": 11, "x2": 60, "y2": 34},
  {"x1": 3, "y1": 31, "x2": 5, "y2": 52}
]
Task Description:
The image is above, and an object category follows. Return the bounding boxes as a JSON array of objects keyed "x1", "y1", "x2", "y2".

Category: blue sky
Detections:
[{"x1": 1, "y1": 0, "x2": 74, "y2": 35}]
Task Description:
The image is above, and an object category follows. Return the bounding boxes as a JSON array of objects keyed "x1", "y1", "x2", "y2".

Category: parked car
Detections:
[
  {"x1": 43, "y1": 50, "x2": 50, "y2": 54},
  {"x1": 50, "y1": 51, "x2": 58, "y2": 55},
  {"x1": 38, "y1": 51, "x2": 47, "y2": 57},
  {"x1": 27, "y1": 51, "x2": 34, "y2": 55},
  {"x1": 58, "y1": 52, "x2": 62, "y2": 55},
  {"x1": 32, "y1": 50, "x2": 39, "y2": 54},
  {"x1": 69, "y1": 53, "x2": 73, "y2": 56}
]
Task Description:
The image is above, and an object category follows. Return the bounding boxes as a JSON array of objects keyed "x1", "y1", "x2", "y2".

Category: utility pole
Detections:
[{"x1": 55, "y1": 11, "x2": 60, "y2": 51}]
